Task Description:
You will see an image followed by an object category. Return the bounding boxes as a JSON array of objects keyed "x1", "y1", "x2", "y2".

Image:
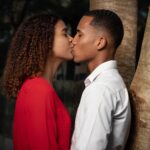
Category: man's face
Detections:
[{"x1": 72, "y1": 16, "x2": 99, "y2": 63}]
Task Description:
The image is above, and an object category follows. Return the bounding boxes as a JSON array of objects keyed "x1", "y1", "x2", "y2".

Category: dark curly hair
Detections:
[{"x1": 3, "y1": 13, "x2": 60, "y2": 99}]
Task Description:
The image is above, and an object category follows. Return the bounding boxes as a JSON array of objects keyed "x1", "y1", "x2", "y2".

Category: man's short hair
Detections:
[{"x1": 84, "y1": 9, "x2": 124, "y2": 49}]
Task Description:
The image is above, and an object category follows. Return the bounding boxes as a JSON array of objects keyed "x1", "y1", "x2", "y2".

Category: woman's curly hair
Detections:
[{"x1": 3, "y1": 13, "x2": 60, "y2": 99}]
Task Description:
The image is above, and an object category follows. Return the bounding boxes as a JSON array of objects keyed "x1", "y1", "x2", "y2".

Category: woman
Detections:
[{"x1": 3, "y1": 13, "x2": 73, "y2": 150}]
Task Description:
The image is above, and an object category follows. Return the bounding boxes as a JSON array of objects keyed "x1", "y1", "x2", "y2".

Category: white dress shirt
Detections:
[{"x1": 71, "y1": 60, "x2": 131, "y2": 150}]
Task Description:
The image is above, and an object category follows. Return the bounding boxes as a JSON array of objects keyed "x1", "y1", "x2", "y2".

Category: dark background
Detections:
[{"x1": 0, "y1": 0, "x2": 150, "y2": 149}]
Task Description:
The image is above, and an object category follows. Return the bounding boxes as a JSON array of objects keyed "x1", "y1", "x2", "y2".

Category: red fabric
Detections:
[{"x1": 13, "y1": 77, "x2": 71, "y2": 150}]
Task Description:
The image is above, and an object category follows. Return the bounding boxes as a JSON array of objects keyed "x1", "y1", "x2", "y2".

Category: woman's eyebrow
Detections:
[{"x1": 62, "y1": 27, "x2": 68, "y2": 32}]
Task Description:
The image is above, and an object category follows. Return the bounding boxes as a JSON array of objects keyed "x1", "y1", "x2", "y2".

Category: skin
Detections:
[
  {"x1": 53, "y1": 20, "x2": 73, "y2": 61},
  {"x1": 43, "y1": 20, "x2": 73, "y2": 83},
  {"x1": 72, "y1": 16, "x2": 114, "y2": 72}
]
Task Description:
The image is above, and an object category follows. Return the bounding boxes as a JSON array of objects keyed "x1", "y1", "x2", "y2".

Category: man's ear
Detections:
[{"x1": 97, "y1": 37, "x2": 107, "y2": 51}]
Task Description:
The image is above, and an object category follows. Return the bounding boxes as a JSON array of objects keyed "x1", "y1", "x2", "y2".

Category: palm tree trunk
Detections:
[
  {"x1": 130, "y1": 7, "x2": 150, "y2": 150},
  {"x1": 90, "y1": 0, "x2": 137, "y2": 88}
]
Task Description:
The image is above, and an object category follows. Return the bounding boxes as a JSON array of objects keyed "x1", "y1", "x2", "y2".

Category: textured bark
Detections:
[
  {"x1": 90, "y1": 0, "x2": 137, "y2": 87},
  {"x1": 130, "y1": 7, "x2": 150, "y2": 150}
]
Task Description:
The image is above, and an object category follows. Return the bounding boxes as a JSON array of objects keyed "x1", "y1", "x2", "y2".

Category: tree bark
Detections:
[
  {"x1": 90, "y1": 0, "x2": 137, "y2": 88},
  {"x1": 130, "y1": 7, "x2": 150, "y2": 150}
]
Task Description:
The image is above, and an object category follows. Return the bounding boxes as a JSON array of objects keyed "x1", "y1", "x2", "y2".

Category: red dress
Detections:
[{"x1": 13, "y1": 77, "x2": 71, "y2": 150}]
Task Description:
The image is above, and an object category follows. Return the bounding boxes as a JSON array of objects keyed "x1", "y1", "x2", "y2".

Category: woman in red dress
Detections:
[{"x1": 3, "y1": 13, "x2": 73, "y2": 150}]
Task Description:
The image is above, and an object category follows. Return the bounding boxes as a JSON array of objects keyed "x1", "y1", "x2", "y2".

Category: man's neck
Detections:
[{"x1": 88, "y1": 51, "x2": 114, "y2": 72}]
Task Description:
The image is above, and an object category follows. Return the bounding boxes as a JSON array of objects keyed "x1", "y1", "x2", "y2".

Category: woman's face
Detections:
[{"x1": 52, "y1": 20, "x2": 73, "y2": 61}]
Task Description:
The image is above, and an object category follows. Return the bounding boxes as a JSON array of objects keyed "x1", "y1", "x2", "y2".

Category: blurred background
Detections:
[{"x1": 0, "y1": 0, "x2": 150, "y2": 149}]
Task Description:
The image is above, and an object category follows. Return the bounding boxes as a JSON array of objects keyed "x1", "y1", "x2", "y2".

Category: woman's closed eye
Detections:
[{"x1": 63, "y1": 33, "x2": 68, "y2": 37}]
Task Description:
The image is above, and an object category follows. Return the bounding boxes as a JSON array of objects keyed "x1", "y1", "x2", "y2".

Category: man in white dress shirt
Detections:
[{"x1": 71, "y1": 9, "x2": 131, "y2": 150}]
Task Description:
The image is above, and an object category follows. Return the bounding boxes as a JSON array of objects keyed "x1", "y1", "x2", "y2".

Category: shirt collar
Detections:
[{"x1": 84, "y1": 60, "x2": 117, "y2": 87}]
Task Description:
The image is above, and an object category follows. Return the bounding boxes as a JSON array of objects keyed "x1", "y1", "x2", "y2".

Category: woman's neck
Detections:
[{"x1": 43, "y1": 58, "x2": 62, "y2": 84}]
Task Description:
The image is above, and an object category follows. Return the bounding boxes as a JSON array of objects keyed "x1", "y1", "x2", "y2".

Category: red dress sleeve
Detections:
[{"x1": 13, "y1": 80, "x2": 59, "y2": 150}]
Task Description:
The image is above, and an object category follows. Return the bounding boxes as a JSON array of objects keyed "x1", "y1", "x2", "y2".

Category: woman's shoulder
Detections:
[
  {"x1": 21, "y1": 77, "x2": 54, "y2": 95},
  {"x1": 16, "y1": 77, "x2": 57, "y2": 111}
]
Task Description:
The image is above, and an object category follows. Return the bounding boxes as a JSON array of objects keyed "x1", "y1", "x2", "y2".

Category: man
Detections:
[{"x1": 71, "y1": 9, "x2": 131, "y2": 150}]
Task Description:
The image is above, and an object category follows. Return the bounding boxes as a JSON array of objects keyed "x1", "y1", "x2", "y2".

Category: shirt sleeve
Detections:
[
  {"x1": 71, "y1": 85, "x2": 114, "y2": 150},
  {"x1": 22, "y1": 87, "x2": 58, "y2": 150}
]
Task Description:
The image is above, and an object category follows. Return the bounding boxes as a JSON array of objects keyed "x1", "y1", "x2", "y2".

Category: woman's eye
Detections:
[{"x1": 63, "y1": 33, "x2": 68, "y2": 37}]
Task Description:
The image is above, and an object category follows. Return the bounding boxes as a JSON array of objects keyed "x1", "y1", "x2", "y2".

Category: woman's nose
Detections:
[
  {"x1": 68, "y1": 35, "x2": 73, "y2": 42},
  {"x1": 72, "y1": 36, "x2": 77, "y2": 45}
]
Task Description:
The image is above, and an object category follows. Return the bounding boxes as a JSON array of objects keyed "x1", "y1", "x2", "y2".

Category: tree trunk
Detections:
[
  {"x1": 130, "y1": 7, "x2": 150, "y2": 150},
  {"x1": 90, "y1": 0, "x2": 137, "y2": 88}
]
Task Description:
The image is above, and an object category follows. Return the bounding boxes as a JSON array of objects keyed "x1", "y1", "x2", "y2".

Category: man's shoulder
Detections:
[
  {"x1": 96, "y1": 70, "x2": 126, "y2": 92},
  {"x1": 81, "y1": 78, "x2": 129, "y2": 112}
]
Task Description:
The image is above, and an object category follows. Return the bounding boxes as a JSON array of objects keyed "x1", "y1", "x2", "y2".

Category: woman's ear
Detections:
[{"x1": 97, "y1": 37, "x2": 107, "y2": 51}]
